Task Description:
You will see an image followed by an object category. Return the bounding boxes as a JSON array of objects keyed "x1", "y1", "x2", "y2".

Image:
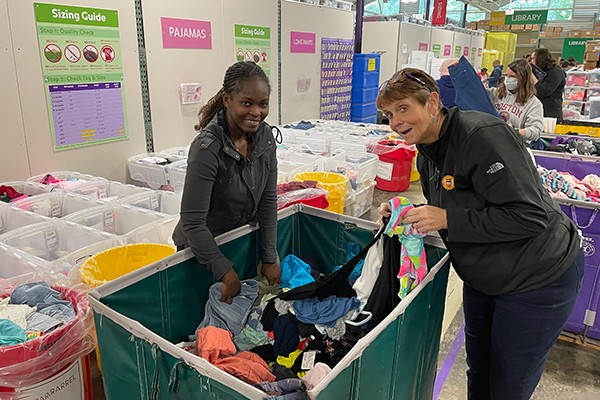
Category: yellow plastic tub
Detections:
[
  {"x1": 80, "y1": 243, "x2": 176, "y2": 288},
  {"x1": 294, "y1": 172, "x2": 349, "y2": 214},
  {"x1": 80, "y1": 243, "x2": 175, "y2": 370}
]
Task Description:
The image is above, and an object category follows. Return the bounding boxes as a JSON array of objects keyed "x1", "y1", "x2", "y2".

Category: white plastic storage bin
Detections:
[
  {"x1": 589, "y1": 96, "x2": 600, "y2": 119},
  {"x1": 325, "y1": 152, "x2": 379, "y2": 188},
  {"x1": 157, "y1": 146, "x2": 189, "y2": 162},
  {"x1": 166, "y1": 160, "x2": 187, "y2": 193},
  {"x1": 120, "y1": 191, "x2": 182, "y2": 215},
  {"x1": 278, "y1": 160, "x2": 308, "y2": 184},
  {"x1": 0, "y1": 205, "x2": 51, "y2": 236},
  {"x1": 0, "y1": 220, "x2": 119, "y2": 275},
  {"x1": 276, "y1": 149, "x2": 327, "y2": 172},
  {"x1": 0, "y1": 244, "x2": 40, "y2": 282},
  {"x1": 344, "y1": 181, "x2": 376, "y2": 218},
  {"x1": 293, "y1": 136, "x2": 330, "y2": 156},
  {"x1": 127, "y1": 153, "x2": 171, "y2": 189},
  {"x1": 63, "y1": 204, "x2": 170, "y2": 243},
  {"x1": 122, "y1": 215, "x2": 179, "y2": 246},
  {"x1": 330, "y1": 136, "x2": 376, "y2": 154},
  {"x1": 11, "y1": 192, "x2": 103, "y2": 218},
  {"x1": 27, "y1": 171, "x2": 106, "y2": 190},
  {"x1": 1, "y1": 181, "x2": 51, "y2": 198},
  {"x1": 69, "y1": 180, "x2": 153, "y2": 202}
]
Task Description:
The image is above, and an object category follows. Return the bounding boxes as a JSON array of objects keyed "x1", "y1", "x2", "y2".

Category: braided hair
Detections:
[{"x1": 195, "y1": 61, "x2": 271, "y2": 131}]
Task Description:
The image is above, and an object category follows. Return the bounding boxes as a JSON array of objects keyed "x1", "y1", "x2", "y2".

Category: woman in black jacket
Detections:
[
  {"x1": 376, "y1": 68, "x2": 582, "y2": 400},
  {"x1": 532, "y1": 48, "x2": 566, "y2": 121}
]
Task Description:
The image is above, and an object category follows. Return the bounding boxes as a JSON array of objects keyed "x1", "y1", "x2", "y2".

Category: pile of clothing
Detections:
[
  {"x1": 0, "y1": 185, "x2": 28, "y2": 204},
  {"x1": 38, "y1": 174, "x2": 90, "y2": 190},
  {"x1": 182, "y1": 197, "x2": 429, "y2": 397},
  {"x1": 0, "y1": 282, "x2": 76, "y2": 346},
  {"x1": 531, "y1": 136, "x2": 600, "y2": 156},
  {"x1": 538, "y1": 168, "x2": 600, "y2": 202},
  {"x1": 276, "y1": 181, "x2": 329, "y2": 211}
]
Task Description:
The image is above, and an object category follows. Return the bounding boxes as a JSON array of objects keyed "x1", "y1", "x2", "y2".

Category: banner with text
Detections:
[
  {"x1": 431, "y1": 0, "x2": 448, "y2": 26},
  {"x1": 234, "y1": 24, "x2": 271, "y2": 76},
  {"x1": 34, "y1": 2, "x2": 127, "y2": 151},
  {"x1": 505, "y1": 10, "x2": 547, "y2": 25},
  {"x1": 320, "y1": 38, "x2": 353, "y2": 121}
]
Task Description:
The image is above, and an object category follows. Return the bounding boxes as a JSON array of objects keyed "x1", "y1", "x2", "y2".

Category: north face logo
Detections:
[{"x1": 486, "y1": 162, "x2": 504, "y2": 174}]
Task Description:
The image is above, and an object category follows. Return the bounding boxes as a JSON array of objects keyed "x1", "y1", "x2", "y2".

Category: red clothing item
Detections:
[{"x1": 196, "y1": 326, "x2": 275, "y2": 385}]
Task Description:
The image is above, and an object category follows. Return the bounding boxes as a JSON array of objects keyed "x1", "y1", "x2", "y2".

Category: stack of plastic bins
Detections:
[
  {"x1": 127, "y1": 153, "x2": 171, "y2": 189},
  {"x1": 69, "y1": 180, "x2": 153, "y2": 202},
  {"x1": 27, "y1": 171, "x2": 106, "y2": 191},
  {"x1": 157, "y1": 146, "x2": 189, "y2": 162},
  {"x1": 278, "y1": 160, "x2": 307, "y2": 184},
  {"x1": 64, "y1": 204, "x2": 175, "y2": 245},
  {"x1": 0, "y1": 204, "x2": 51, "y2": 236},
  {"x1": 0, "y1": 220, "x2": 119, "y2": 275},
  {"x1": 11, "y1": 192, "x2": 103, "y2": 218},
  {"x1": 1, "y1": 181, "x2": 51, "y2": 199},
  {"x1": 277, "y1": 148, "x2": 327, "y2": 172},
  {"x1": 120, "y1": 190, "x2": 182, "y2": 216},
  {"x1": 166, "y1": 160, "x2": 187, "y2": 193},
  {"x1": 293, "y1": 136, "x2": 331, "y2": 156},
  {"x1": 351, "y1": 54, "x2": 380, "y2": 124}
]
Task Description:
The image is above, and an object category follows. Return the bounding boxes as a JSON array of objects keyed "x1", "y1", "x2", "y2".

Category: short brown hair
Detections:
[{"x1": 376, "y1": 68, "x2": 440, "y2": 110}]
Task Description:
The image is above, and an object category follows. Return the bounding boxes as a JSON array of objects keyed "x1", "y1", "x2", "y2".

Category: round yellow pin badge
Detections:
[{"x1": 441, "y1": 175, "x2": 455, "y2": 190}]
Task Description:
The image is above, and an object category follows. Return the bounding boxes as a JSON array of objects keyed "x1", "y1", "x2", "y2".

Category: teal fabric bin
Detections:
[{"x1": 88, "y1": 205, "x2": 450, "y2": 399}]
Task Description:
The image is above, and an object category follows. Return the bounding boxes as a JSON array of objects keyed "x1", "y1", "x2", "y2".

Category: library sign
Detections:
[{"x1": 505, "y1": 10, "x2": 548, "y2": 25}]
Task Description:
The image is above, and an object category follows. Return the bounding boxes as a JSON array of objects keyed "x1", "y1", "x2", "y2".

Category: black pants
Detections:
[{"x1": 463, "y1": 250, "x2": 584, "y2": 400}]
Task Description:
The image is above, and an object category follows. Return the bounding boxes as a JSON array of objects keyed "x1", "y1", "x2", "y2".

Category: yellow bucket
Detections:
[
  {"x1": 80, "y1": 243, "x2": 176, "y2": 288},
  {"x1": 294, "y1": 172, "x2": 348, "y2": 214},
  {"x1": 410, "y1": 150, "x2": 420, "y2": 182},
  {"x1": 80, "y1": 243, "x2": 175, "y2": 371}
]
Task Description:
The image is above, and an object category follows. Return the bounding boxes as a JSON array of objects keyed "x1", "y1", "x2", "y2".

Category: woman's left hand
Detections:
[
  {"x1": 403, "y1": 205, "x2": 448, "y2": 234},
  {"x1": 261, "y1": 262, "x2": 281, "y2": 286}
]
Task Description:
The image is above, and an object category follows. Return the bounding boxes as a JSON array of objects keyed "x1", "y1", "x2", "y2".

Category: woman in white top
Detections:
[{"x1": 487, "y1": 58, "x2": 544, "y2": 141}]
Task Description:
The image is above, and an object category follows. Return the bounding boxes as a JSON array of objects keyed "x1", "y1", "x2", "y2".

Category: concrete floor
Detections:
[{"x1": 91, "y1": 183, "x2": 600, "y2": 399}]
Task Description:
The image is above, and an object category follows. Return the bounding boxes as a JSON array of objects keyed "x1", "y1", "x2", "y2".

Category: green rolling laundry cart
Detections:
[{"x1": 88, "y1": 205, "x2": 450, "y2": 399}]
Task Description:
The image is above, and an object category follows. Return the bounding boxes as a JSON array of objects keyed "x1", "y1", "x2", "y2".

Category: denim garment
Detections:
[
  {"x1": 437, "y1": 75, "x2": 457, "y2": 108},
  {"x1": 256, "y1": 378, "x2": 306, "y2": 395},
  {"x1": 293, "y1": 296, "x2": 360, "y2": 327},
  {"x1": 280, "y1": 255, "x2": 315, "y2": 290},
  {"x1": 197, "y1": 280, "x2": 259, "y2": 336},
  {"x1": 10, "y1": 282, "x2": 71, "y2": 309},
  {"x1": 26, "y1": 312, "x2": 63, "y2": 333},
  {"x1": 37, "y1": 303, "x2": 76, "y2": 323},
  {"x1": 449, "y1": 56, "x2": 501, "y2": 119}
]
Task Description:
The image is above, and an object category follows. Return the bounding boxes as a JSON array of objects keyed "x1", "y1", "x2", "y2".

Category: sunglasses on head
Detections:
[{"x1": 380, "y1": 70, "x2": 431, "y2": 92}]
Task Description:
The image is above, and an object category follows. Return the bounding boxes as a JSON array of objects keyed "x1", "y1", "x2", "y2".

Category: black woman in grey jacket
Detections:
[{"x1": 173, "y1": 62, "x2": 281, "y2": 304}]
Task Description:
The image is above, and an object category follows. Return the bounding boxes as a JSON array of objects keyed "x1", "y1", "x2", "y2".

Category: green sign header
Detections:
[
  {"x1": 34, "y1": 2, "x2": 119, "y2": 27},
  {"x1": 505, "y1": 10, "x2": 548, "y2": 25},
  {"x1": 234, "y1": 24, "x2": 270, "y2": 40}
]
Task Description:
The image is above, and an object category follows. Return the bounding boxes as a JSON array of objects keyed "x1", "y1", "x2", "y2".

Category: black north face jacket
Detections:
[{"x1": 417, "y1": 107, "x2": 580, "y2": 295}]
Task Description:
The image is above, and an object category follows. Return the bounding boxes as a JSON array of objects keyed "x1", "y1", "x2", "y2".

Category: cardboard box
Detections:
[
  {"x1": 582, "y1": 30, "x2": 595, "y2": 38},
  {"x1": 568, "y1": 30, "x2": 581, "y2": 38},
  {"x1": 585, "y1": 52, "x2": 600, "y2": 61},
  {"x1": 530, "y1": 38, "x2": 538, "y2": 44},
  {"x1": 525, "y1": 24, "x2": 533, "y2": 30},
  {"x1": 539, "y1": 31, "x2": 548, "y2": 37},
  {"x1": 512, "y1": 24, "x2": 525, "y2": 30},
  {"x1": 556, "y1": 26, "x2": 563, "y2": 33},
  {"x1": 532, "y1": 24, "x2": 540, "y2": 30},
  {"x1": 503, "y1": 25, "x2": 511, "y2": 31},
  {"x1": 587, "y1": 42, "x2": 600, "y2": 52},
  {"x1": 584, "y1": 60, "x2": 600, "y2": 70}
]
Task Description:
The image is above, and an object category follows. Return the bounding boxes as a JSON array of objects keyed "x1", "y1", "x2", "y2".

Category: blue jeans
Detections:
[{"x1": 463, "y1": 250, "x2": 583, "y2": 400}]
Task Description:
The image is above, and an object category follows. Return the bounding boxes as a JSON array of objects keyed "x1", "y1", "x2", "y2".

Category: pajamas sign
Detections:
[{"x1": 34, "y1": 3, "x2": 128, "y2": 151}]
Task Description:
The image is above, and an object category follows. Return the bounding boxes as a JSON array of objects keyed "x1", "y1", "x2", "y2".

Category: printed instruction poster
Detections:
[
  {"x1": 320, "y1": 38, "x2": 353, "y2": 121},
  {"x1": 34, "y1": 3, "x2": 127, "y2": 151},
  {"x1": 234, "y1": 24, "x2": 271, "y2": 76}
]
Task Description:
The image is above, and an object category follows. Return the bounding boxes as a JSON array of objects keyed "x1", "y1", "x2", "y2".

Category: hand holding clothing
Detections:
[
  {"x1": 403, "y1": 205, "x2": 448, "y2": 234},
  {"x1": 261, "y1": 262, "x2": 281, "y2": 286},
  {"x1": 220, "y1": 269, "x2": 241, "y2": 304}
]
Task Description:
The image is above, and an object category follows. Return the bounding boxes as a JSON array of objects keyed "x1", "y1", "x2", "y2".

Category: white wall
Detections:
[
  {"x1": 4, "y1": 0, "x2": 147, "y2": 182},
  {"x1": 397, "y1": 23, "x2": 432, "y2": 68},
  {"x1": 362, "y1": 21, "x2": 401, "y2": 83},
  {"x1": 143, "y1": 0, "x2": 280, "y2": 152},
  {"x1": 0, "y1": 0, "x2": 30, "y2": 181},
  {"x1": 280, "y1": 0, "x2": 354, "y2": 124},
  {"x1": 430, "y1": 28, "x2": 455, "y2": 59},
  {"x1": 471, "y1": 34, "x2": 485, "y2": 70},
  {"x1": 452, "y1": 32, "x2": 471, "y2": 60}
]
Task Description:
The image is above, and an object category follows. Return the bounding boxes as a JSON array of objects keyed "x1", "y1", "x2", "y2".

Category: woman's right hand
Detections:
[
  {"x1": 220, "y1": 269, "x2": 241, "y2": 304},
  {"x1": 376, "y1": 202, "x2": 392, "y2": 226}
]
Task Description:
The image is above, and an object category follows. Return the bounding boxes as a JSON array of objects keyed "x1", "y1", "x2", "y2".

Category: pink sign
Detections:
[
  {"x1": 161, "y1": 17, "x2": 212, "y2": 49},
  {"x1": 463, "y1": 47, "x2": 469, "y2": 56},
  {"x1": 477, "y1": 47, "x2": 483, "y2": 56},
  {"x1": 419, "y1": 42, "x2": 428, "y2": 51},
  {"x1": 290, "y1": 31, "x2": 316, "y2": 53},
  {"x1": 443, "y1": 45, "x2": 451, "y2": 56}
]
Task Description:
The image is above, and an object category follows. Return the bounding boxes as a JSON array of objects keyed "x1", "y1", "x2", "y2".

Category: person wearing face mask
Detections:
[
  {"x1": 172, "y1": 61, "x2": 281, "y2": 304},
  {"x1": 486, "y1": 59, "x2": 544, "y2": 141},
  {"x1": 376, "y1": 67, "x2": 582, "y2": 400}
]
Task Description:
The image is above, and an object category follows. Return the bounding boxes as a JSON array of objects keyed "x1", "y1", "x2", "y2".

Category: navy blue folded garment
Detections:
[{"x1": 449, "y1": 56, "x2": 501, "y2": 119}]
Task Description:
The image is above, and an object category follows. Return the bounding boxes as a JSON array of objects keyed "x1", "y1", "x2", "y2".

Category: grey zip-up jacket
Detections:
[
  {"x1": 172, "y1": 109, "x2": 278, "y2": 281},
  {"x1": 417, "y1": 107, "x2": 580, "y2": 295},
  {"x1": 486, "y1": 87, "x2": 544, "y2": 141}
]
